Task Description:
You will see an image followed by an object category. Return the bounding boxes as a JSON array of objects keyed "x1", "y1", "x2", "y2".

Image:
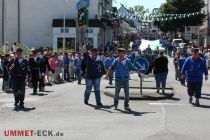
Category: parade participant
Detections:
[
  {"x1": 9, "y1": 53, "x2": 16, "y2": 90},
  {"x1": 74, "y1": 52, "x2": 83, "y2": 84},
  {"x1": 39, "y1": 49, "x2": 51, "y2": 91},
  {"x1": 104, "y1": 48, "x2": 141, "y2": 111},
  {"x1": 181, "y1": 45, "x2": 208, "y2": 106},
  {"x1": 3, "y1": 42, "x2": 9, "y2": 54},
  {"x1": 144, "y1": 51, "x2": 155, "y2": 75},
  {"x1": 104, "y1": 52, "x2": 115, "y2": 85},
  {"x1": 2, "y1": 54, "x2": 10, "y2": 92},
  {"x1": 186, "y1": 46, "x2": 191, "y2": 57},
  {"x1": 178, "y1": 52, "x2": 187, "y2": 86},
  {"x1": 8, "y1": 48, "x2": 30, "y2": 108},
  {"x1": 83, "y1": 48, "x2": 105, "y2": 106},
  {"x1": 146, "y1": 45, "x2": 152, "y2": 55},
  {"x1": 0, "y1": 55, "x2": 4, "y2": 91},
  {"x1": 58, "y1": 51, "x2": 64, "y2": 80},
  {"x1": 72, "y1": 51, "x2": 77, "y2": 79},
  {"x1": 54, "y1": 52, "x2": 61, "y2": 83},
  {"x1": 69, "y1": 53, "x2": 75, "y2": 80},
  {"x1": 173, "y1": 52, "x2": 180, "y2": 80},
  {"x1": 12, "y1": 42, "x2": 17, "y2": 52},
  {"x1": 29, "y1": 49, "x2": 41, "y2": 94},
  {"x1": 63, "y1": 52, "x2": 70, "y2": 81},
  {"x1": 43, "y1": 49, "x2": 52, "y2": 86},
  {"x1": 49, "y1": 54, "x2": 57, "y2": 83},
  {"x1": 153, "y1": 51, "x2": 169, "y2": 94}
]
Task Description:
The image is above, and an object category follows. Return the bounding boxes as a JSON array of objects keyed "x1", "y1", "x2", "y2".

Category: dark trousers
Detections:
[
  {"x1": 154, "y1": 72, "x2": 168, "y2": 89},
  {"x1": 64, "y1": 66, "x2": 70, "y2": 80},
  {"x1": 32, "y1": 70, "x2": 39, "y2": 93},
  {"x1": 39, "y1": 75, "x2": 45, "y2": 90},
  {"x1": 76, "y1": 69, "x2": 81, "y2": 83},
  {"x1": 187, "y1": 82, "x2": 202, "y2": 99},
  {"x1": 115, "y1": 80, "x2": 129, "y2": 107},
  {"x1": 180, "y1": 75, "x2": 185, "y2": 85},
  {"x1": 13, "y1": 77, "x2": 26, "y2": 105}
]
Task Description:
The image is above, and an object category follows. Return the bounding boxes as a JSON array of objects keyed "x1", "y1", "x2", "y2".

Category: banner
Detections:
[{"x1": 139, "y1": 39, "x2": 165, "y2": 51}]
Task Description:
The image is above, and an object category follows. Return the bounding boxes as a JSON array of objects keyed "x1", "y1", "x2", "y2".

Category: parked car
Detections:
[{"x1": 172, "y1": 39, "x2": 183, "y2": 48}]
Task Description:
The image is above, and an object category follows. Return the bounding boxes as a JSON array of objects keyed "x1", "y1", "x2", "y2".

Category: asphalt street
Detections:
[{"x1": 0, "y1": 57, "x2": 210, "y2": 140}]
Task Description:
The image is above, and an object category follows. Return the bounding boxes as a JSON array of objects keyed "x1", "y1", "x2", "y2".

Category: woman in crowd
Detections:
[
  {"x1": 49, "y1": 54, "x2": 57, "y2": 83},
  {"x1": 153, "y1": 51, "x2": 169, "y2": 94}
]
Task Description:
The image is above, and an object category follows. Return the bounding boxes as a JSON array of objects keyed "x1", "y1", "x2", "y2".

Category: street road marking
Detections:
[
  {"x1": 149, "y1": 103, "x2": 187, "y2": 106},
  {"x1": 161, "y1": 105, "x2": 166, "y2": 130}
]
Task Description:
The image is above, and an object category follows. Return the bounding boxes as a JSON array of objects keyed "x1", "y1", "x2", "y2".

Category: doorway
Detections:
[{"x1": 57, "y1": 37, "x2": 75, "y2": 51}]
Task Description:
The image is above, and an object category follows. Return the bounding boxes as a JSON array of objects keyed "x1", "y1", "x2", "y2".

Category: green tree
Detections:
[
  {"x1": 128, "y1": 5, "x2": 149, "y2": 19},
  {"x1": 155, "y1": 0, "x2": 206, "y2": 33}
]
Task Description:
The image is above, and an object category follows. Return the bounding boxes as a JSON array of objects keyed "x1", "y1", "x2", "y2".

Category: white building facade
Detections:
[{"x1": 0, "y1": 0, "x2": 113, "y2": 51}]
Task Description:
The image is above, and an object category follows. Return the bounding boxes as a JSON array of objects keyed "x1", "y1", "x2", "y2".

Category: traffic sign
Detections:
[{"x1": 134, "y1": 57, "x2": 149, "y2": 74}]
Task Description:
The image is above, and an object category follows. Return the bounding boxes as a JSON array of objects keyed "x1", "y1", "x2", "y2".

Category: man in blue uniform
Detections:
[
  {"x1": 104, "y1": 48, "x2": 141, "y2": 111},
  {"x1": 8, "y1": 48, "x2": 30, "y2": 108},
  {"x1": 104, "y1": 52, "x2": 115, "y2": 85},
  {"x1": 178, "y1": 52, "x2": 186, "y2": 86},
  {"x1": 74, "y1": 52, "x2": 83, "y2": 84},
  {"x1": 181, "y1": 45, "x2": 208, "y2": 106}
]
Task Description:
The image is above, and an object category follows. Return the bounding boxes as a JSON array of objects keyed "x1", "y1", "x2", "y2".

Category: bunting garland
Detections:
[
  {"x1": 106, "y1": 8, "x2": 206, "y2": 22},
  {"x1": 106, "y1": 0, "x2": 206, "y2": 22}
]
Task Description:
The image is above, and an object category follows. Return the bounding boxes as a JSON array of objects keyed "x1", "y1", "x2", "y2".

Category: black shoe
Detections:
[
  {"x1": 97, "y1": 102, "x2": 103, "y2": 107},
  {"x1": 124, "y1": 106, "x2": 131, "y2": 111},
  {"x1": 156, "y1": 90, "x2": 159, "y2": 93},
  {"x1": 19, "y1": 104, "x2": 24, "y2": 109},
  {"x1": 114, "y1": 104, "x2": 118, "y2": 110},
  {"x1": 32, "y1": 92, "x2": 37, "y2": 95},
  {"x1": 46, "y1": 82, "x2": 52, "y2": 86},
  {"x1": 14, "y1": 102, "x2": 19, "y2": 107},
  {"x1": 84, "y1": 100, "x2": 88, "y2": 105},
  {"x1": 189, "y1": 96, "x2": 193, "y2": 104},
  {"x1": 195, "y1": 100, "x2": 200, "y2": 106},
  {"x1": 39, "y1": 88, "x2": 44, "y2": 92}
]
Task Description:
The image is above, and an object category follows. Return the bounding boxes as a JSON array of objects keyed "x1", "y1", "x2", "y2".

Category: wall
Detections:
[
  {"x1": 10, "y1": 0, "x2": 99, "y2": 48},
  {"x1": 4, "y1": 0, "x2": 19, "y2": 48},
  {"x1": 0, "y1": 0, "x2": 3, "y2": 45},
  {"x1": 2, "y1": 0, "x2": 113, "y2": 49}
]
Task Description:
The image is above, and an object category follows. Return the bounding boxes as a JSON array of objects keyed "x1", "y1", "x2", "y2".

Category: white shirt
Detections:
[
  {"x1": 34, "y1": 57, "x2": 38, "y2": 62},
  {"x1": 18, "y1": 58, "x2": 24, "y2": 64}
]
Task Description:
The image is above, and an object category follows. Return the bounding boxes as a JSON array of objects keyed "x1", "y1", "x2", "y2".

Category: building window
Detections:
[
  {"x1": 57, "y1": 38, "x2": 75, "y2": 51},
  {"x1": 61, "y1": 28, "x2": 69, "y2": 33},
  {"x1": 87, "y1": 38, "x2": 94, "y2": 48}
]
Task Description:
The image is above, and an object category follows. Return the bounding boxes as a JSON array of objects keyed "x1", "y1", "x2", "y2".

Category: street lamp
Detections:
[{"x1": 63, "y1": 0, "x2": 68, "y2": 53}]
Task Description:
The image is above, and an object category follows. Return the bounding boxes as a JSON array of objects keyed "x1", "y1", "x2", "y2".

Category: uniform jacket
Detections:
[
  {"x1": 181, "y1": 56, "x2": 208, "y2": 83},
  {"x1": 110, "y1": 58, "x2": 137, "y2": 80},
  {"x1": 8, "y1": 57, "x2": 29, "y2": 79}
]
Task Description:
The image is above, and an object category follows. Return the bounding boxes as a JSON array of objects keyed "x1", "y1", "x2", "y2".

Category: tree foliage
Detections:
[
  {"x1": 128, "y1": 5, "x2": 149, "y2": 16},
  {"x1": 155, "y1": 0, "x2": 206, "y2": 32}
]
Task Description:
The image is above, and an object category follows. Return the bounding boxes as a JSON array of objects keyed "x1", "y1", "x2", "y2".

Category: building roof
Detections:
[{"x1": 52, "y1": 19, "x2": 104, "y2": 28}]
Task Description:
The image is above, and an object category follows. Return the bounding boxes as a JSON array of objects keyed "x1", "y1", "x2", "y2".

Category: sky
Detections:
[{"x1": 113, "y1": 0, "x2": 166, "y2": 11}]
